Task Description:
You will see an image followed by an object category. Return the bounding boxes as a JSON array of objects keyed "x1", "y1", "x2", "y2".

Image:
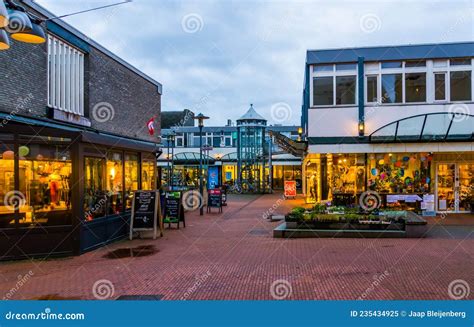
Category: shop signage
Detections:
[
  {"x1": 386, "y1": 194, "x2": 422, "y2": 203},
  {"x1": 52, "y1": 108, "x2": 92, "y2": 127},
  {"x1": 164, "y1": 191, "x2": 182, "y2": 222},
  {"x1": 130, "y1": 191, "x2": 161, "y2": 240},
  {"x1": 284, "y1": 181, "x2": 297, "y2": 198},
  {"x1": 207, "y1": 189, "x2": 223, "y2": 213},
  {"x1": 422, "y1": 194, "x2": 436, "y2": 217},
  {"x1": 208, "y1": 166, "x2": 219, "y2": 189}
]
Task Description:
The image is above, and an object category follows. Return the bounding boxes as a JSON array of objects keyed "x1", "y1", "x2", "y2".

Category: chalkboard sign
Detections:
[
  {"x1": 163, "y1": 191, "x2": 185, "y2": 228},
  {"x1": 207, "y1": 189, "x2": 223, "y2": 213},
  {"x1": 129, "y1": 191, "x2": 161, "y2": 240}
]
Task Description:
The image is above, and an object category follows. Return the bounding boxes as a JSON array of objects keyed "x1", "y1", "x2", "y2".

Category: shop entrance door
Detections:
[{"x1": 436, "y1": 163, "x2": 473, "y2": 213}]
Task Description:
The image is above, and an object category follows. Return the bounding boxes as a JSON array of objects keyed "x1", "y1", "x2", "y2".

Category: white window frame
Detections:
[
  {"x1": 175, "y1": 133, "x2": 184, "y2": 147},
  {"x1": 47, "y1": 34, "x2": 85, "y2": 116},
  {"x1": 433, "y1": 71, "x2": 448, "y2": 102},
  {"x1": 310, "y1": 64, "x2": 358, "y2": 107}
]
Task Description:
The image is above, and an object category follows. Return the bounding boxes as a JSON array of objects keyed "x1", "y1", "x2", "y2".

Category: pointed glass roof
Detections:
[{"x1": 237, "y1": 104, "x2": 266, "y2": 122}]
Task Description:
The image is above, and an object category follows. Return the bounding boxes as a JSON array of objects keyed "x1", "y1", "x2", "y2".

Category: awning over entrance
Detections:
[
  {"x1": 369, "y1": 112, "x2": 473, "y2": 143},
  {"x1": 172, "y1": 152, "x2": 216, "y2": 165}
]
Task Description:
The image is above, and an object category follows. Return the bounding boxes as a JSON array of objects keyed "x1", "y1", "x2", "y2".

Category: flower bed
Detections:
[{"x1": 285, "y1": 206, "x2": 406, "y2": 231}]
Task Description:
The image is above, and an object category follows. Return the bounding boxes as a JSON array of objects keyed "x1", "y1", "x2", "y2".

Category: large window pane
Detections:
[
  {"x1": 336, "y1": 76, "x2": 356, "y2": 105},
  {"x1": 0, "y1": 142, "x2": 15, "y2": 228},
  {"x1": 435, "y1": 73, "x2": 446, "y2": 101},
  {"x1": 142, "y1": 159, "x2": 156, "y2": 190},
  {"x1": 381, "y1": 74, "x2": 402, "y2": 103},
  {"x1": 84, "y1": 157, "x2": 106, "y2": 220},
  {"x1": 313, "y1": 76, "x2": 333, "y2": 105},
  {"x1": 106, "y1": 152, "x2": 123, "y2": 215},
  {"x1": 19, "y1": 144, "x2": 72, "y2": 227},
  {"x1": 405, "y1": 73, "x2": 426, "y2": 102},
  {"x1": 124, "y1": 154, "x2": 139, "y2": 210},
  {"x1": 366, "y1": 75, "x2": 378, "y2": 103},
  {"x1": 450, "y1": 71, "x2": 471, "y2": 101}
]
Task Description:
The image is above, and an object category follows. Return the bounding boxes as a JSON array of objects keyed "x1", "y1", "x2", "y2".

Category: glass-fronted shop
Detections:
[
  {"x1": 304, "y1": 152, "x2": 473, "y2": 213},
  {"x1": 0, "y1": 120, "x2": 157, "y2": 260}
]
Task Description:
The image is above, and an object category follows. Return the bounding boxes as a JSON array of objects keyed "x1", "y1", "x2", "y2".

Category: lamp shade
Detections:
[
  {"x1": 0, "y1": 29, "x2": 9, "y2": 50},
  {"x1": 0, "y1": 0, "x2": 8, "y2": 28},
  {"x1": 11, "y1": 21, "x2": 46, "y2": 44},
  {"x1": 6, "y1": 9, "x2": 32, "y2": 36}
]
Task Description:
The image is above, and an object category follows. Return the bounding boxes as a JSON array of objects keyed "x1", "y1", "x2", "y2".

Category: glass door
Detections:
[
  {"x1": 437, "y1": 163, "x2": 474, "y2": 212},
  {"x1": 437, "y1": 163, "x2": 456, "y2": 212},
  {"x1": 458, "y1": 164, "x2": 474, "y2": 212}
]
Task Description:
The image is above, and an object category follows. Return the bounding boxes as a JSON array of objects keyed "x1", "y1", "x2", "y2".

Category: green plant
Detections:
[{"x1": 312, "y1": 203, "x2": 326, "y2": 214}]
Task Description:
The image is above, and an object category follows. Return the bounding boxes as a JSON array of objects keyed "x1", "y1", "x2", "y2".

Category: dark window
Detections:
[
  {"x1": 336, "y1": 63, "x2": 356, "y2": 71},
  {"x1": 381, "y1": 74, "x2": 403, "y2": 103},
  {"x1": 213, "y1": 136, "x2": 220, "y2": 147},
  {"x1": 435, "y1": 73, "x2": 446, "y2": 101},
  {"x1": 313, "y1": 76, "x2": 333, "y2": 105},
  {"x1": 335, "y1": 76, "x2": 356, "y2": 105},
  {"x1": 450, "y1": 58, "x2": 471, "y2": 66},
  {"x1": 381, "y1": 61, "x2": 402, "y2": 69},
  {"x1": 314, "y1": 64, "x2": 333, "y2": 72},
  {"x1": 366, "y1": 75, "x2": 378, "y2": 103},
  {"x1": 450, "y1": 71, "x2": 472, "y2": 101},
  {"x1": 405, "y1": 73, "x2": 426, "y2": 102},
  {"x1": 405, "y1": 60, "x2": 426, "y2": 67}
]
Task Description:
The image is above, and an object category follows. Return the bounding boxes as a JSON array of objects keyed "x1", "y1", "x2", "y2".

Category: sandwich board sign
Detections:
[
  {"x1": 284, "y1": 180, "x2": 297, "y2": 198},
  {"x1": 129, "y1": 190, "x2": 162, "y2": 240}
]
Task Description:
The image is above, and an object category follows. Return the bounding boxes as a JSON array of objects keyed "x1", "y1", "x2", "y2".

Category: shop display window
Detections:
[
  {"x1": 18, "y1": 144, "x2": 72, "y2": 227},
  {"x1": 305, "y1": 161, "x2": 319, "y2": 203},
  {"x1": 367, "y1": 153, "x2": 432, "y2": 194},
  {"x1": 106, "y1": 152, "x2": 123, "y2": 215},
  {"x1": 84, "y1": 157, "x2": 106, "y2": 220},
  {"x1": 0, "y1": 141, "x2": 16, "y2": 228},
  {"x1": 329, "y1": 154, "x2": 365, "y2": 195},
  {"x1": 124, "y1": 154, "x2": 139, "y2": 210},
  {"x1": 142, "y1": 159, "x2": 156, "y2": 190}
]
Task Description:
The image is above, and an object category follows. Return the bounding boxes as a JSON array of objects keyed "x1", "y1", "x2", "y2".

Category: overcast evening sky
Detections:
[{"x1": 36, "y1": 0, "x2": 473, "y2": 126}]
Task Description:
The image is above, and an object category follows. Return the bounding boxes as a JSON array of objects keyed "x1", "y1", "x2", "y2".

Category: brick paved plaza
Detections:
[{"x1": 0, "y1": 193, "x2": 472, "y2": 300}]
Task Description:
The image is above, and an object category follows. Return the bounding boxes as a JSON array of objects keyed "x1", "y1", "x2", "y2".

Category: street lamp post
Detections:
[{"x1": 193, "y1": 113, "x2": 209, "y2": 216}]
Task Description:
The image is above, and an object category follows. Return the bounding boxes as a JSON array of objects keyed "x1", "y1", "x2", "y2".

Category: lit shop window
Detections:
[
  {"x1": 47, "y1": 34, "x2": 85, "y2": 115},
  {"x1": 84, "y1": 157, "x2": 106, "y2": 221},
  {"x1": 18, "y1": 145, "x2": 72, "y2": 227},
  {"x1": 142, "y1": 159, "x2": 156, "y2": 190},
  {"x1": 106, "y1": 152, "x2": 123, "y2": 215},
  {"x1": 328, "y1": 154, "x2": 365, "y2": 195},
  {"x1": 367, "y1": 153, "x2": 432, "y2": 194},
  {"x1": 0, "y1": 141, "x2": 15, "y2": 228},
  {"x1": 124, "y1": 154, "x2": 139, "y2": 210}
]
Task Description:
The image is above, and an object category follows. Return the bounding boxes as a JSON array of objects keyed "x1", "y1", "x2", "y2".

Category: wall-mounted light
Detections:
[
  {"x1": 297, "y1": 127, "x2": 303, "y2": 141},
  {"x1": 358, "y1": 121, "x2": 365, "y2": 136}
]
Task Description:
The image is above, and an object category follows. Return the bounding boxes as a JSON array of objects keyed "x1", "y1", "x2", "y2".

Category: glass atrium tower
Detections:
[{"x1": 236, "y1": 104, "x2": 267, "y2": 193}]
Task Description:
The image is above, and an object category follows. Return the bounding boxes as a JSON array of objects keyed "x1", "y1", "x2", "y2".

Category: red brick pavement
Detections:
[{"x1": 0, "y1": 193, "x2": 472, "y2": 300}]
